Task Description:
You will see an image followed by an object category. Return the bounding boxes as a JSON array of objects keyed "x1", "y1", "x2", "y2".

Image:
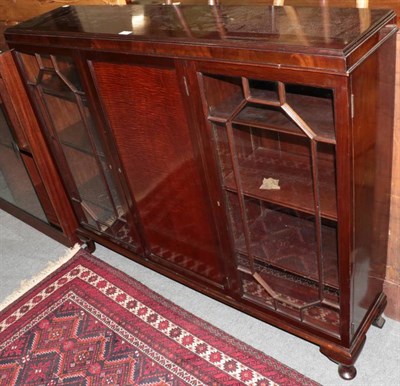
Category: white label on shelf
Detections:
[
  {"x1": 259, "y1": 178, "x2": 280, "y2": 190},
  {"x1": 119, "y1": 31, "x2": 133, "y2": 35}
]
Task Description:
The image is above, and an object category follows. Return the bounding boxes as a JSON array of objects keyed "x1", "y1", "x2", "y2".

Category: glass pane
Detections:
[
  {"x1": 56, "y1": 56, "x2": 84, "y2": 92},
  {"x1": 41, "y1": 86, "x2": 120, "y2": 228},
  {"x1": 0, "y1": 103, "x2": 48, "y2": 222},
  {"x1": 202, "y1": 73, "x2": 336, "y2": 144},
  {"x1": 247, "y1": 79, "x2": 280, "y2": 103},
  {"x1": 202, "y1": 72, "x2": 340, "y2": 336},
  {"x1": 18, "y1": 52, "x2": 40, "y2": 84},
  {"x1": 17, "y1": 52, "x2": 134, "y2": 245},
  {"x1": 285, "y1": 84, "x2": 335, "y2": 143},
  {"x1": 211, "y1": 122, "x2": 233, "y2": 179},
  {"x1": 202, "y1": 74, "x2": 244, "y2": 120},
  {"x1": 38, "y1": 54, "x2": 54, "y2": 70},
  {"x1": 228, "y1": 125, "x2": 318, "y2": 216},
  {"x1": 239, "y1": 198, "x2": 338, "y2": 287},
  {"x1": 239, "y1": 269, "x2": 340, "y2": 335},
  {"x1": 230, "y1": 195, "x2": 340, "y2": 336},
  {"x1": 233, "y1": 104, "x2": 305, "y2": 137}
]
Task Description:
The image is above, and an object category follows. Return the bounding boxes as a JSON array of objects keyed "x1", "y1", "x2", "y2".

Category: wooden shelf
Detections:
[
  {"x1": 233, "y1": 104, "x2": 304, "y2": 137},
  {"x1": 206, "y1": 78, "x2": 336, "y2": 144},
  {"x1": 235, "y1": 206, "x2": 339, "y2": 289},
  {"x1": 42, "y1": 86, "x2": 76, "y2": 103},
  {"x1": 286, "y1": 92, "x2": 336, "y2": 144},
  {"x1": 223, "y1": 147, "x2": 337, "y2": 220},
  {"x1": 58, "y1": 121, "x2": 105, "y2": 158},
  {"x1": 247, "y1": 79, "x2": 279, "y2": 104},
  {"x1": 229, "y1": 94, "x2": 335, "y2": 144}
]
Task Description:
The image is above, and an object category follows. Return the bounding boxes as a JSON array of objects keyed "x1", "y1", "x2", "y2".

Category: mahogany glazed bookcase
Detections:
[{"x1": 4, "y1": 4, "x2": 397, "y2": 379}]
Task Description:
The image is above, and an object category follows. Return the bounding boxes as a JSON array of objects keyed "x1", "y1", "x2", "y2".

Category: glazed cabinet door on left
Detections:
[{"x1": 13, "y1": 50, "x2": 142, "y2": 251}]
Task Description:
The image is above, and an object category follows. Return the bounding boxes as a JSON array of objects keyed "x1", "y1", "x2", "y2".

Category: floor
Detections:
[{"x1": 0, "y1": 209, "x2": 399, "y2": 386}]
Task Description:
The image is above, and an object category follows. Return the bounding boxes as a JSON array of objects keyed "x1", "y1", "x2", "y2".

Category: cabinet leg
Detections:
[
  {"x1": 372, "y1": 314, "x2": 386, "y2": 329},
  {"x1": 338, "y1": 364, "x2": 357, "y2": 380}
]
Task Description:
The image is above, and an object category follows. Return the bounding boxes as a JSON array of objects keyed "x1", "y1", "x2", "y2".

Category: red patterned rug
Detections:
[{"x1": 0, "y1": 249, "x2": 318, "y2": 385}]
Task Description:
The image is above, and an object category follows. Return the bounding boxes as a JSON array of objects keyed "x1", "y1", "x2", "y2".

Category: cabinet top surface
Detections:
[{"x1": 6, "y1": 5, "x2": 395, "y2": 54}]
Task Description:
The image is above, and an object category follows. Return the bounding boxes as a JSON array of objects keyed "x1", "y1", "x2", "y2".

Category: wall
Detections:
[{"x1": 385, "y1": 36, "x2": 400, "y2": 320}]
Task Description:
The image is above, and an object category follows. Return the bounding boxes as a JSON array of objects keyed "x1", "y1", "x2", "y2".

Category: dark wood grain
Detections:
[{"x1": 91, "y1": 59, "x2": 226, "y2": 286}]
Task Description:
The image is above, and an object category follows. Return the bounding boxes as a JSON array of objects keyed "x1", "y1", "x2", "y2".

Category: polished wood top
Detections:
[{"x1": 5, "y1": 5, "x2": 395, "y2": 54}]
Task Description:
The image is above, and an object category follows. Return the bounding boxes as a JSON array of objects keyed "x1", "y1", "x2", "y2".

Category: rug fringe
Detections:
[{"x1": 0, "y1": 244, "x2": 81, "y2": 312}]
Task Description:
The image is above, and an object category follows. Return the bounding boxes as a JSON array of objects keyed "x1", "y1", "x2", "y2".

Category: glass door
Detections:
[
  {"x1": 16, "y1": 52, "x2": 140, "y2": 249},
  {"x1": 199, "y1": 73, "x2": 340, "y2": 337}
]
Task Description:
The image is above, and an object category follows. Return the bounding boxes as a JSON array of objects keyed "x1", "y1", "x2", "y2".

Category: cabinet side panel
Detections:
[
  {"x1": 351, "y1": 34, "x2": 396, "y2": 334},
  {"x1": 91, "y1": 61, "x2": 225, "y2": 285}
]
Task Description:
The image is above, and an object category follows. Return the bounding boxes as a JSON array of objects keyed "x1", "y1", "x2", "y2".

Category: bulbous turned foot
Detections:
[
  {"x1": 84, "y1": 240, "x2": 96, "y2": 253},
  {"x1": 338, "y1": 364, "x2": 357, "y2": 380}
]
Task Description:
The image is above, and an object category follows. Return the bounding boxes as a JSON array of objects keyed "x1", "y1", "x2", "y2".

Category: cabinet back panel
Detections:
[{"x1": 92, "y1": 61, "x2": 225, "y2": 285}]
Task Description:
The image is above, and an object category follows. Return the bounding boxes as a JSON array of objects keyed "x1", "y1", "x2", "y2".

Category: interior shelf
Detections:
[
  {"x1": 224, "y1": 146, "x2": 337, "y2": 220},
  {"x1": 208, "y1": 90, "x2": 244, "y2": 122},
  {"x1": 245, "y1": 79, "x2": 280, "y2": 104},
  {"x1": 203, "y1": 74, "x2": 336, "y2": 144},
  {"x1": 232, "y1": 104, "x2": 304, "y2": 137},
  {"x1": 58, "y1": 121, "x2": 104, "y2": 158},
  {"x1": 40, "y1": 71, "x2": 84, "y2": 100},
  {"x1": 42, "y1": 86, "x2": 77, "y2": 103},
  {"x1": 231, "y1": 93, "x2": 335, "y2": 144},
  {"x1": 285, "y1": 91, "x2": 335, "y2": 144},
  {"x1": 234, "y1": 205, "x2": 339, "y2": 289}
]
